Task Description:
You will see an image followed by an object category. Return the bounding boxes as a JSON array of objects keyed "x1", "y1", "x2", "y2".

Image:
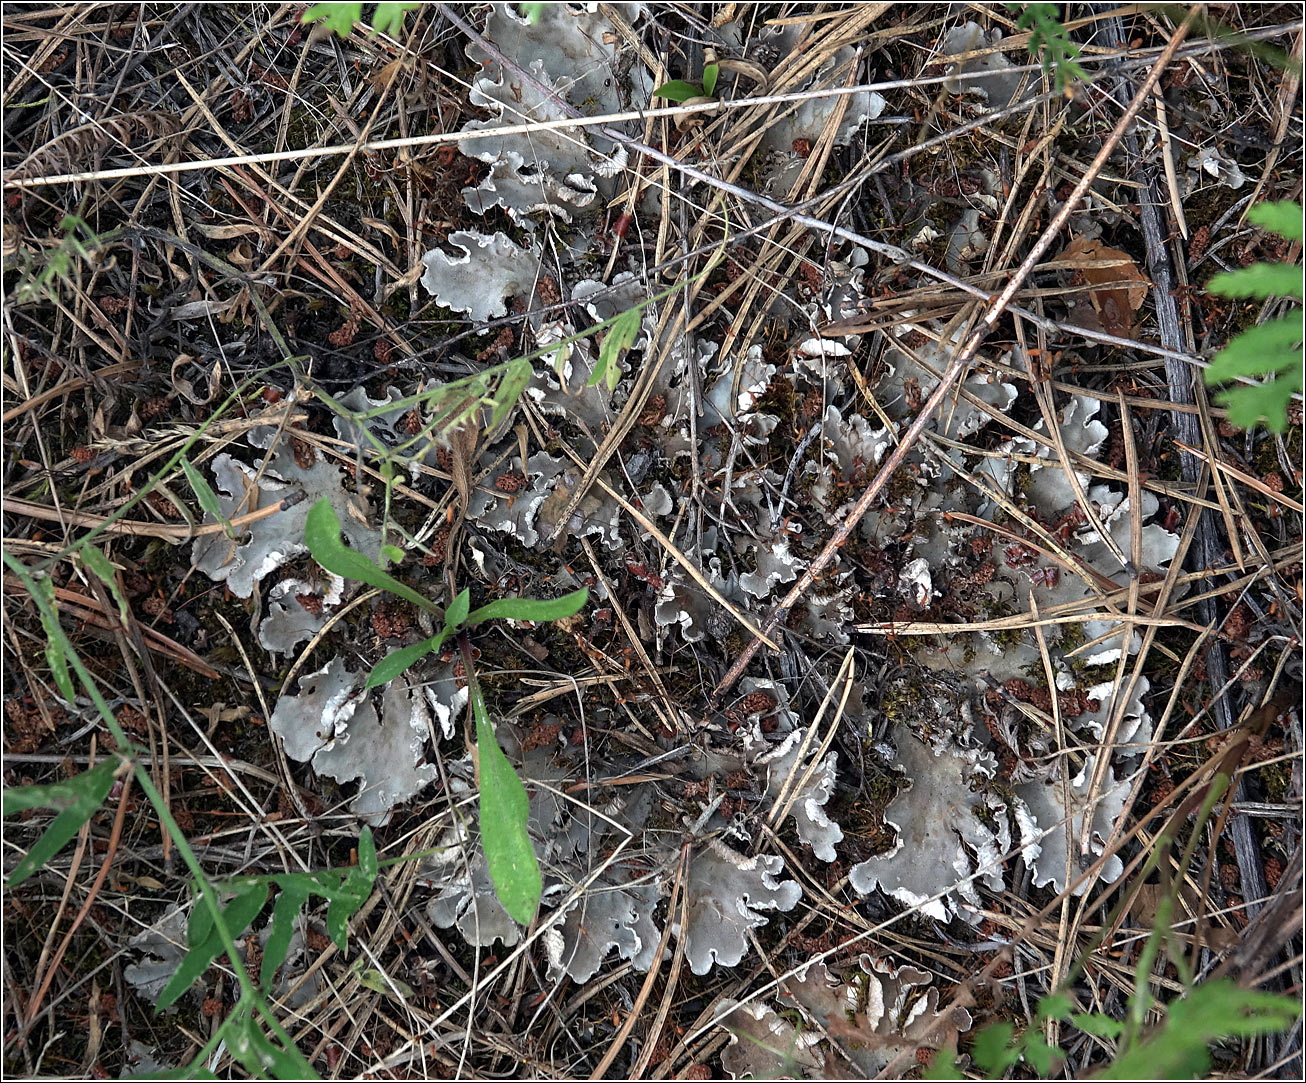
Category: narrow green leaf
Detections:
[
  {"x1": 364, "y1": 632, "x2": 446, "y2": 690},
  {"x1": 1208, "y1": 262, "x2": 1304, "y2": 300},
  {"x1": 261, "y1": 883, "x2": 310, "y2": 990},
  {"x1": 79, "y1": 546, "x2": 130, "y2": 624},
  {"x1": 158, "y1": 883, "x2": 270, "y2": 1011},
  {"x1": 652, "y1": 79, "x2": 704, "y2": 102},
  {"x1": 445, "y1": 586, "x2": 471, "y2": 631},
  {"x1": 588, "y1": 306, "x2": 642, "y2": 387},
  {"x1": 472, "y1": 677, "x2": 541, "y2": 925},
  {"x1": 1248, "y1": 200, "x2": 1304, "y2": 242},
  {"x1": 31, "y1": 574, "x2": 75, "y2": 702},
  {"x1": 4, "y1": 759, "x2": 117, "y2": 887},
  {"x1": 466, "y1": 587, "x2": 587, "y2": 627},
  {"x1": 371, "y1": 1, "x2": 420, "y2": 37},
  {"x1": 180, "y1": 457, "x2": 235, "y2": 539},
  {"x1": 519, "y1": 1, "x2": 547, "y2": 24},
  {"x1": 304, "y1": 499, "x2": 437, "y2": 614},
  {"x1": 491, "y1": 357, "x2": 533, "y2": 429},
  {"x1": 301, "y1": 2, "x2": 361, "y2": 36},
  {"x1": 325, "y1": 885, "x2": 367, "y2": 952},
  {"x1": 701, "y1": 63, "x2": 719, "y2": 97},
  {"x1": 380, "y1": 544, "x2": 405, "y2": 566},
  {"x1": 356, "y1": 826, "x2": 378, "y2": 881}
]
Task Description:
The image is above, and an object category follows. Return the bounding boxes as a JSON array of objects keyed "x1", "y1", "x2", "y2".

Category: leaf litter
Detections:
[{"x1": 3, "y1": 3, "x2": 1300, "y2": 1079}]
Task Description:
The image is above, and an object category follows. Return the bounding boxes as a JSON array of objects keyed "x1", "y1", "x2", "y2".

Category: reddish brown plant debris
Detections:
[
  {"x1": 292, "y1": 436, "x2": 316, "y2": 469},
  {"x1": 296, "y1": 593, "x2": 324, "y2": 617},
  {"x1": 495, "y1": 471, "x2": 527, "y2": 493},
  {"x1": 71, "y1": 445, "x2": 95, "y2": 463}
]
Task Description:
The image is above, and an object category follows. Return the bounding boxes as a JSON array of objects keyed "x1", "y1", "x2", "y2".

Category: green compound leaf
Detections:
[
  {"x1": 467, "y1": 587, "x2": 587, "y2": 627},
  {"x1": 970, "y1": 1022, "x2": 1019, "y2": 1074},
  {"x1": 652, "y1": 79, "x2": 704, "y2": 102},
  {"x1": 305, "y1": 498, "x2": 437, "y2": 614},
  {"x1": 1208, "y1": 262, "x2": 1304, "y2": 300},
  {"x1": 3, "y1": 758, "x2": 118, "y2": 887},
  {"x1": 372, "y1": 1, "x2": 420, "y2": 37},
  {"x1": 1070, "y1": 1011, "x2": 1125, "y2": 1039},
  {"x1": 1036, "y1": 992, "x2": 1074, "y2": 1021},
  {"x1": 301, "y1": 3, "x2": 361, "y2": 37},
  {"x1": 159, "y1": 881, "x2": 270, "y2": 1011},
  {"x1": 472, "y1": 675, "x2": 541, "y2": 925},
  {"x1": 1248, "y1": 199, "x2": 1304, "y2": 242},
  {"x1": 1097, "y1": 980, "x2": 1302, "y2": 1080},
  {"x1": 1021, "y1": 1034, "x2": 1061, "y2": 1075},
  {"x1": 701, "y1": 63, "x2": 719, "y2": 97},
  {"x1": 1216, "y1": 372, "x2": 1302, "y2": 434}
]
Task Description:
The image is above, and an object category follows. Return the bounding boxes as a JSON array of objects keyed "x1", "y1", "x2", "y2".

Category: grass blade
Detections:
[{"x1": 3, "y1": 758, "x2": 118, "y2": 887}]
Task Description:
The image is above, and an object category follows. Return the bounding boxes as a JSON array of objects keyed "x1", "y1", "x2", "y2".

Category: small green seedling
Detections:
[
  {"x1": 653, "y1": 61, "x2": 720, "y2": 102},
  {"x1": 304, "y1": 498, "x2": 587, "y2": 924},
  {"x1": 1008, "y1": 3, "x2": 1088, "y2": 92}
]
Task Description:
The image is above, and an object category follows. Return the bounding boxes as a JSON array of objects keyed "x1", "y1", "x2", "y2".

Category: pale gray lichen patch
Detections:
[
  {"x1": 849, "y1": 730, "x2": 1008, "y2": 921},
  {"x1": 681, "y1": 838, "x2": 801, "y2": 976}
]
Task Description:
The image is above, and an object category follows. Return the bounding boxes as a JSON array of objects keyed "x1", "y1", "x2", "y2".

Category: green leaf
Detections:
[
  {"x1": 380, "y1": 544, "x2": 405, "y2": 566},
  {"x1": 304, "y1": 499, "x2": 437, "y2": 614},
  {"x1": 1021, "y1": 1034, "x2": 1061, "y2": 1075},
  {"x1": 3, "y1": 758, "x2": 117, "y2": 887},
  {"x1": 1208, "y1": 262, "x2": 1304, "y2": 300},
  {"x1": 1037, "y1": 992, "x2": 1074, "y2": 1021},
  {"x1": 371, "y1": 1, "x2": 420, "y2": 37},
  {"x1": 1098, "y1": 980, "x2": 1302, "y2": 1080},
  {"x1": 466, "y1": 587, "x2": 587, "y2": 626},
  {"x1": 355, "y1": 966, "x2": 414, "y2": 997},
  {"x1": 588, "y1": 305, "x2": 642, "y2": 388},
  {"x1": 158, "y1": 882, "x2": 270, "y2": 1011},
  {"x1": 225, "y1": 1009, "x2": 316, "y2": 1081},
  {"x1": 301, "y1": 2, "x2": 361, "y2": 36},
  {"x1": 180, "y1": 456, "x2": 234, "y2": 539},
  {"x1": 701, "y1": 63, "x2": 719, "y2": 97},
  {"x1": 31, "y1": 574, "x2": 75, "y2": 702},
  {"x1": 922, "y1": 1049, "x2": 965, "y2": 1080},
  {"x1": 519, "y1": 1, "x2": 547, "y2": 23},
  {"x1": 1248, "y1": 200, "x2": 1304, "y2": 242},
  {"x1": 472, "y1": 677, "x2": 541, "y2": 925},
  {"x1": 445, "y1": 586, "x2": 471, "y2": 630},
  {"x1": 491, "y1": 357, "x2": 533, "y2": 429},
  {"x1": 79, "y1": 546, "x2": 130, "y2": 624},
  {"x1": 652, "y1": 79, "x2": 704, "y2": 102},
  {"x1": 1204, "y1": 314, "x2": 1304, "y2": 383},
  {"x1": 364, "y1": 631, "x2": 447, "y2": 690},
  {"x1": 1217, "y1": 374, "x2": 1301, "y2": 434},
  {"x1": 970, "y1": 1022, "x2": 1018, "y2": 1074},
  {"x1": 1070, "y1": 1011, "x2": 1125, "y2": 1039},
  {"x1": 356, "y1": 825, "x2": 378, "y2": 881},
  {"x1": 260, "y1": 882, "x2": 309, "y2": 989}
]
